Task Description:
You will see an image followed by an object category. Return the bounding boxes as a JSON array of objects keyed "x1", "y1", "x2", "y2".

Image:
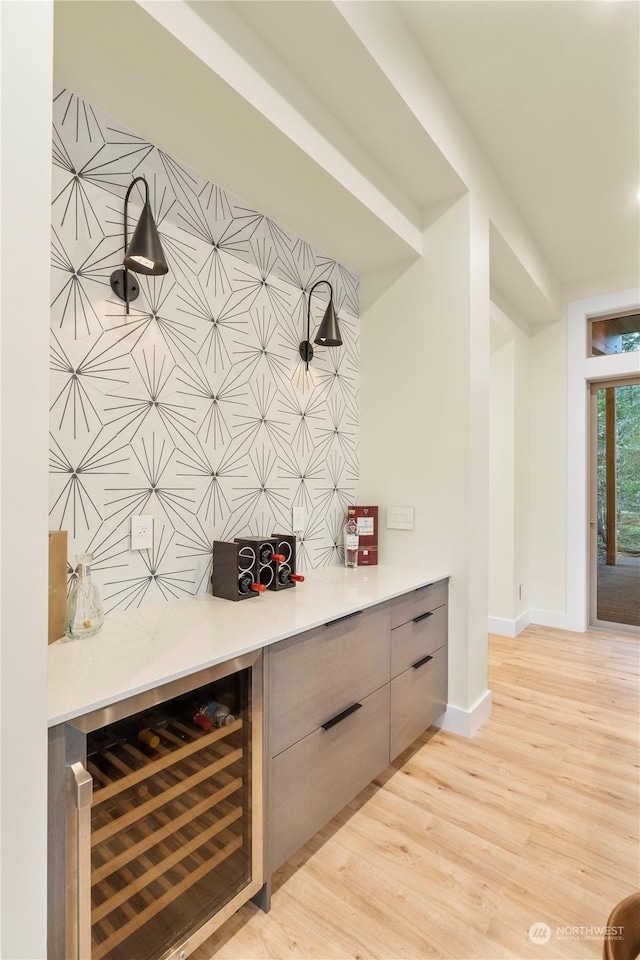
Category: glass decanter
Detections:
[{"x1": 65, "y1": 553, "x2": 105, "y2": 640}]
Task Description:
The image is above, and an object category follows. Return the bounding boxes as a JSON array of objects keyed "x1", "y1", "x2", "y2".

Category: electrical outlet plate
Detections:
[
  {"x1": 131, "y1": 515, "x2": 154, "y2": 551},
  {"x1": 292, "y1": 506, "x2": 305, "y2": 531},
  {"x1": 387, "y1": 506, "x2": 415, "y2": 530}
]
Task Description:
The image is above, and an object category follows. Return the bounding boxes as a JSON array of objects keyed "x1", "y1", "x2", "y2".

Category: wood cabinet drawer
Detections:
[
  {"x1": 391, "y1": 603, "x2": 448, "y2": 679},
  {"x1": 270, "y1": 684, "x2": 390, "y2": 870},
  {"x1": 269, "y1": 606, "x2": 391, "y2": 757},
  {"x1": 389, "y1": 579, "x2": 448, "y2": 629},
  {"x1": 390, "y1": 644, "x2": 447, "y2": 760}
]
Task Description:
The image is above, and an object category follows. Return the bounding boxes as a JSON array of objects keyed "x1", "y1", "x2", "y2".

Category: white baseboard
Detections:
[
  {"x1": 489, "y1": 609, "x2": 576, "y2": 635},
  {"x1": 528, "y1": 608, "x2": 570, "y2": 630},
  {"x1": 488, "y1": 615, "x2": 515, "y2": 636},
  {"x1": 515, "y1": 610, "x2": 532, "y2": 635},
  {"x1": 488, "y1": 611, "x2": 532, "y2": 637},
  {"x1": 435, "y1": 689, "x2": 492, "y2": 738}
]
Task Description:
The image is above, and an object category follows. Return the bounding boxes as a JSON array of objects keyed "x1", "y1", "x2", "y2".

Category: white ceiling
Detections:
[
  {"x1": 233, "y1": 0, "x2": 639, "y2": 296},
  {"x1": 55, "y1": 0, "x2": 639, "y2": 311},
  {"x1": 399, "y1": 0, "x2": 640, "y2": 288}
]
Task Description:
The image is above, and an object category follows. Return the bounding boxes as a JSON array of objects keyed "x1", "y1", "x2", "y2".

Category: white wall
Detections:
[
  {"x1": 0, "y1": 2, "x2": 53, "y2": 955},
  {"x1": 359, "y1": 193, "x2": 491, "y2": 731},
  {"x1": 513, "y1": 324, "x2": 530, "y2": 622},
  {"x1": 528, "y1": 314, "x2": 568, "y2": 624},
  {"x1": 489, "y1": 336, "x2": 515, "y2": 622},
  {"x1": 488, "y1": 302, "x2": 531, "y2": 635}
]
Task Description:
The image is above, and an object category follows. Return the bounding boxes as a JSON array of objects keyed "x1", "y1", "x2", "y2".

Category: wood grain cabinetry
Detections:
[
  {"x1": 390, "y1": 646, "x2": 447, "y2": 760},
  {"x1": 269, "y1": 606, "x2": 391, "y2": 757},
  {"x1": 389, "y1": 583, "x2": 448, "y2": 760},
  {"x1": 390, "y1": 603, "x2": 447, "y2": 678},
  {"x1": 267, "y1": 580, "x2": 448, "y2": 875},
  {"x1": 270, "y1": 685, "x2": 390, "y2": 869},
  {"x1": 388, "y1": 579, "x2": 448, "y2": 630},
  {"x1": 268, "y1": 606, "x2": 391, "y2": 871}
]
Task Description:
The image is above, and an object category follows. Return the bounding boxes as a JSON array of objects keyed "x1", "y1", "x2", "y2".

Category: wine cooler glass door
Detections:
[{"x1": 57, "y1": 650, "x2": 263, "y2": 960}]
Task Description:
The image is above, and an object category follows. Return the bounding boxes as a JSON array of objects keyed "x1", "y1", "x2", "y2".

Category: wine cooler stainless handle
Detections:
[
  {"x1": 322, "y1": 702, "x2": 362, "y2": 731},
  {"x1": 412, "y1": 654, "x2": 433, "y2": 670},
  {"x1": 70, "y1": 762, "x2": 93, "y2": 960},
  {"x1": 325, "y1": 610, "x2": 363, "y2": 627},
  {"x1": 413, "y1": 611, "x2": 434, "y2": 624}
]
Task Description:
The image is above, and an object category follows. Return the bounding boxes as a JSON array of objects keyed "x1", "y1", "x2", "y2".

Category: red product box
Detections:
[{"x1": 347, "y1": 505, "x2": 378, "y2": 566}]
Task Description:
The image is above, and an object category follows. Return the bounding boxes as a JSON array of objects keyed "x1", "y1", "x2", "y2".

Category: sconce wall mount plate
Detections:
[
  {"x1": 299, "y1": 340, "x2": 314, "y2": 364},
  {"x1": 110, "y1": 270, "x2": 140, "y2": 304}
]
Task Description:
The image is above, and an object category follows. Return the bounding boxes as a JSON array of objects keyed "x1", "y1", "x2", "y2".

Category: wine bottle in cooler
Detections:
[{"x1": 191, "y1": 701, "x2": 235, "y2": 731}]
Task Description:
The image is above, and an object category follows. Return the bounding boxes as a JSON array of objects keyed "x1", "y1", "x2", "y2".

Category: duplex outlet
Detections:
[{"x1": 131, "y1": 515, "x2": 154, "y2": 551}]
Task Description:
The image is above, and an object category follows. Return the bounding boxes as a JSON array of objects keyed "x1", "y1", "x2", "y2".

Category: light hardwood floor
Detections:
[{"x1": 194, "y1": 625, "x2": 640, "y2": 960}]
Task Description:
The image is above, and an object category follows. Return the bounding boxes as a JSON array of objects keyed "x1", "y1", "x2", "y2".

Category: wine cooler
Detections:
[{"x1": 48, "y1": 651, "x2": 263, "y2": 960}]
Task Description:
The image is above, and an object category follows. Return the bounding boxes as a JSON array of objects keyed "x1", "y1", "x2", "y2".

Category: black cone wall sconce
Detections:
[
  {"x1": 110, "y1": 176, "x2": 168, "y2": 314},
  {"x1": 299, "y1": 279, "x2": 343, "y2": 370}
]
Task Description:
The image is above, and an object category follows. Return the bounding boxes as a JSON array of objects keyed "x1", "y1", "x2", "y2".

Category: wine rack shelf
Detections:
[{"x1": 88, "y1": 716, "x2": 245, "y2": 960}]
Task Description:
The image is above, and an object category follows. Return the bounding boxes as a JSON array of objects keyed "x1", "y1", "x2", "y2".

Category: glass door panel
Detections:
[
  {"x1": 88, "y1": 670, "x2": 251, "y2": 960},
  {"x1": 591, "y1": 379, "x2": 640, "y2": 629}
]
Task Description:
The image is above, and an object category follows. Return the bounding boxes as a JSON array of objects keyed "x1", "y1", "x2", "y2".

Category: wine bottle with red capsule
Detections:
[{"x1": 270, "y1": 534, "x2": 304, "y2": 591}]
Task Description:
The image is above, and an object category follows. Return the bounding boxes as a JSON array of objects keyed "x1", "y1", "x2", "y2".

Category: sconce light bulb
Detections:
[{"x1": 130, "y1": 254, "x2": 155, "y2": 271}]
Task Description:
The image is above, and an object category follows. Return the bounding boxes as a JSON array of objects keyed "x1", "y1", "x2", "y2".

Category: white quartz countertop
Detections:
[{"x1": 48, "y1": 564, "x2": 449, "y2": 726}]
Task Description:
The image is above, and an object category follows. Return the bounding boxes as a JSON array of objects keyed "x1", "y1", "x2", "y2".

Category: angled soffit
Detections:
[
  {"x1": 54, "y1": 0, "x2": 584, "y2": 326},
  {"x1": 54, "y1": 0, "x2": 429, "y2": 275},
  {"x1": 228, "y1": 0, "x2": 466, "y2": 212},
  {"x1": 490, "y1": 225, "x2": 557, "y2": 331}
]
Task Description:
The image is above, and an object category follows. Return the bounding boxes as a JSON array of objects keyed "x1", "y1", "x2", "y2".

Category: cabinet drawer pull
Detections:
[
  {"x1": 325, "y1": 610, "x2": 363, "y2": 627},
  {"x1": 322, "y1": 702, "x2": 362, "y2": 731},
  {"x1": 413, "y1": 611, "x2": 434, "y2": 624},
  {"x1": 412, "y1": 654, "x2": 433, "y2": 670}
]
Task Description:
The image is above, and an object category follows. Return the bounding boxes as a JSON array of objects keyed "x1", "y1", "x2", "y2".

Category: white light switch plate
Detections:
[
  {"x1": 387, "y1": 506, "x2": 415, "y2": 530},
  {"x1": 131, "y1": 515, "x2": 154, "y2": 550},
  {"x1": 292, "y1": 506, "x2": 305, "y2": 531}
]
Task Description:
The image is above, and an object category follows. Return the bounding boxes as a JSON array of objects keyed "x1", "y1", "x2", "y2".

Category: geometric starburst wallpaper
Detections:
[{"x1": 50, "y1": 86, "x2": 359, "y2": 614}]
